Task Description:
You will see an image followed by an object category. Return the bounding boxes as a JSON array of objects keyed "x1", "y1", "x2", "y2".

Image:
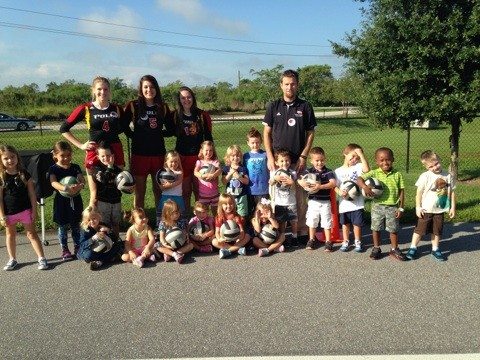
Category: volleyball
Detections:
[
  {"x1": 114, "y1": 170, "x2": 135, "y2": 193},
  {"x1": 260, "y1": 223, "x2": 278, "y2": 244},
  {"x1": 91, "y1": 233, "x2": 113, "y2": 253},
  {"x1": 165, "y1": 227, "x2": 186, "y2": 249},
  {"x1": 301, "y1": 173, "x2": 319, "y2": 194},
  {"x1": 199, "y1": 164, "x2": 217, "y2": 176},
  {"x1": 220, "y1": 219, "x2": 240, "y2": 242},
  {"x1": 274, "y1": 169, "x2": 292, "y2": 189},
  {"x1": 189, "y1": 220, "x2": 210, "y2": 238},
  {"x1": 340, "y1": 180, "x2": 360, "y2": 201},
  {"x1": 362, "y1": 177, "x2": 384, "y2": 199},
  {"x1": 156, "y1": 168, "x2": 177, "y2": 185},
  {"x1": 59, "y1": 176, "x2": 79, "y2": 198}
]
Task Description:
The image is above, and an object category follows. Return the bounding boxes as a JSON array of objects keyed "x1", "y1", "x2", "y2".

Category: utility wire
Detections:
[
  {"x1": 0, "y1": 5, "x2": 330, "y2": 48},
  {"x1": 0, "y1": 21, "x2": 337, "y2": 58}
]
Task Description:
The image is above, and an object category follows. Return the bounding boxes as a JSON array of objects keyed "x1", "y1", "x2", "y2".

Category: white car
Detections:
[{"x1": 0, "y1": 113, "x2": 36, "y2": 131}]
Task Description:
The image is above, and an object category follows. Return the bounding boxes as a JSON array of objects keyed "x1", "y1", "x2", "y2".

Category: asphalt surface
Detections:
[{"x1": 1, "y1": 222, "x2": 479, "y2": 359}]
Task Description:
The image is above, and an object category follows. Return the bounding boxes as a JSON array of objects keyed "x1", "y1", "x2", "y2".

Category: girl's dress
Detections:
[
  {"x1": 128, "y1": 225, "x2": 150, "y2": 256},
  {"x1": 49, "y1": 163, "x2": 83, "y2": 225}
]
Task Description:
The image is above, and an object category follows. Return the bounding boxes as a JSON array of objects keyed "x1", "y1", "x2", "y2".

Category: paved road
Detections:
[{"x1": 1, "y1": 222, "x2": 479, "y2": 359}]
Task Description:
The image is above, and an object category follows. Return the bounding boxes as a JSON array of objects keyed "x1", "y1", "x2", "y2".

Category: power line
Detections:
[
  {"x1": 0, "y1": 5, "x2": 331, "y2": 48},
  {"x1": 0, "y1": 21, "x2": 337, "y2": 58}
]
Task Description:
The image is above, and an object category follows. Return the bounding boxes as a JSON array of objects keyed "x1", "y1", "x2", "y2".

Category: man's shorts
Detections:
[
  {"x1": 370, "y1": 203, "x2": 399, "y2": 233},
  {"x1": 339, "y1": 209, "x2": 365, "y2": 227},
  {"x1": 274, "y1": 204, "x2": 297, "y2": 223},
  {"x1": 130, "y1": 154, "x2": 164, "y2": 177},
  {"x1": 414, "y1": 212, "x2": 444, "y2": 236},
  {"x1": 305, "y1": 199, "x2": 332, "y2": 230}
]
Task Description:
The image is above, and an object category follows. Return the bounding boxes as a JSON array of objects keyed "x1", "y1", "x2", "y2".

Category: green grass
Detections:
[{"x1": 1, "y1": 117, "x2": 479, "y2": 231}]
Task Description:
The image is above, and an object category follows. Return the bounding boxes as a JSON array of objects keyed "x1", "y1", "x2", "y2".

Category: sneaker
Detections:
[
  {"x1": 62, "y1": 249, "x2": 73, "y2": 261},
  {"x1": 38, "y1": 258, "x2": 48, "y2": 270},
  {"x1": 153, "y1": 248, "x2": 163, "y2": 261},
  {"x1": 199, "y1": 245, "x2": 213, "y2": 253},
  {"x1": 90, "y1": 260, "x2": 103, "y2": 270},
  {"x1": 354, "y1": 242, "x2": 363, "y2": 253},
  {"x1": 3, "y1": 259, "x2": 18, "y2": 271},
  {"x1": 339, "y1": 241, "x2": 349, "y2": 252},
  {"x1": 173, "y1": 252, "x2": 184, "y2": 264},
  {"x1": 148, "y1": 254, "x2": 156, "y2": 262},
  {"x1": 389, "y1": 248, "x2": 406, "y2": 261},
  {"x1": 431, "y1": 250, "x2": 446, "y2": 262},
  {"x1": 133, "y1": 257, "x2": 144, "y2": 268},
  {"x1": 405, "y1": 247, "x2": 418, "y2": 260},
  {"x1": 305, "y1": 239, "x2": 318, "y2": 250},
  {"x1": 324, "y1": 241, "x2": 334, "y2": 252},
  {"x1": 258, "y1": 248, "x2": 269, "y2": 257},
  {"x1": 163, "y1": 253, "x2": 172, "y2": 262},
  {"x1": 370, "y1": 247, "x2": 382, "y2": 260},
  {"x1": 237, "y1": 247, "x2": 247, "y2": 256},
  {"x1": 219, "y1": 248, "x2": 231, "y2": 259},
  {"x1": 274, "y1": 245, "x2": 285, "y2": 253}
]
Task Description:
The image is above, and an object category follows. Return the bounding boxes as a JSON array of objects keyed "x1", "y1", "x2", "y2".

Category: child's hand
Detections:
[
  {"x1": 341, "y1": 189, "x2": 348, "y2": 199},
  {"x1": 81, "y1": 141, "x2": 97, "y2": 151},
  {"x1": 282, "y1": 176, "x2": 294, "y2": 186},
  {"x1": 362, "y1": 186, "x2": 375, "y2": 198},
  {"x1": 416, "y1": 207, "x2": 424, "y2": 218}
]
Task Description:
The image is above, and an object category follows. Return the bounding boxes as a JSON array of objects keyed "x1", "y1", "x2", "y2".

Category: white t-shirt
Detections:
[
  {"x1": 335, "y1": 163, "x2": 365, "y2": 214},
  {"x1": 162, "y1": 170, "x2": 183, "y2": 196},
  {"x1": 269, "y1": 169, "x2": 297, "y2": 207},
  {"x1": 415, "y1": 170, "x2": 454, "y2": 213}
]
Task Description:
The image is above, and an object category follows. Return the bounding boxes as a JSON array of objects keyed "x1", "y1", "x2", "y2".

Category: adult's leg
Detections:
[{"x1": 134, "y1": 175, "x2": 147, "y2": 209}]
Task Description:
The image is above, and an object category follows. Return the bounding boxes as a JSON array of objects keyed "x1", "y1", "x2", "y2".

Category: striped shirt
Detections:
[{"x1": 361, "y1": 168, "x2": 404, "y2": 205}]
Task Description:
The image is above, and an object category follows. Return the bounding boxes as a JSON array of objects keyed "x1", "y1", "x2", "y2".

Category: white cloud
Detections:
[
  {"x1": 77, "y1": 5, "x2": 142, "y2": 46},
  {"x1": 157, "y1": 0, "x2": 249, "y2": 35},
  {"x1": 149, "y1": 53, "x2": 184, "y2": 71}
]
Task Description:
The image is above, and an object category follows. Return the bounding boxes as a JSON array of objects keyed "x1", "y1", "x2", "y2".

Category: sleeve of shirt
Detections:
[
  {"x1": 202, "y1": 111, "x2": 214, "y2": 141},
  {"x1": 360, "y1": 169, "x2": 374, "y2": 179},
  {"x1": 222, "y1": 166, "x2": 229, "y2": 176},
  {"x1": 398, "y1": 172, "x2": 405, "y2": 190},
  {"x1": 262, "y1": 101, "x2": 274, "y2": 127},
  {"x1": 305, "y1": 102, "x2": 317, "y2": 131},
  {"x1": 60, "y1": 103, "x2": 86, "y2": 133},
  {"x1": 163, "y1": 104, "x2": 176, "y2": 137}
]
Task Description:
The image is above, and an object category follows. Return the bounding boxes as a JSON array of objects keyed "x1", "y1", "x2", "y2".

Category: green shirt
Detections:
[{"x1": 361, "y1": 167, "x2": 404, "y2": 205}]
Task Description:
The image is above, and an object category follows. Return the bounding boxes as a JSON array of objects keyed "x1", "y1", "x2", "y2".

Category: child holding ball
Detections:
[
  {"x1": 251, "y1": 198, "x2": 284, "y2": 257},
  {"x1": 187, "y1": 201, "x2": 215, "y2": 253},
  {"x1": 193, "y1": 141, "x2": 221, "y2": 215},
  {"x1": 156, "y1": 150, "x2": 184, "y2": 224},
  {"x1": 122, "y1": 207, "x2": 156, "y2": 268}
]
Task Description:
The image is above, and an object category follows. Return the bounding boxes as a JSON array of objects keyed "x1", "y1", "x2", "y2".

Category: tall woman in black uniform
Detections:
[
  {"x1": 173, "y1": 86, "x2": 213, "y2": 215},
  {"x1": 124, "y1": 75, "x2": 174, "y2": 209},
  {"x1": 60, "y1": 76, "x2": 129, "y2": 208}
]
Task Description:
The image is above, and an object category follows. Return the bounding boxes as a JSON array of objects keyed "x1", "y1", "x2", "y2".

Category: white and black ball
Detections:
[
  {"x1": 340, "y1": 180, "x2": 360, "y2": 201},
  {"x1": 115, "y1": 170, "x2": 135, "y2": 194},
  {"x1": 274, "y1": 169, "x2": 292, "y2": 189},
  {"x1": 362, "y1": 177, "x2": 384, "y2": 199},
  {"x1": 199, "y1": 164, "x2": 217, "y2": 176},
  {"x1": 220, "y1": 219, "x2": 240, "y2": 242},
  {"x1": 302, "y1": 173, "x2": 319, "y2": 194},
  {"x1": 59, "y1": 176, "x2": 80, "y2": 198},
  {"x1": 260, "y1": 223, "x2": 278, "y2": 244},
  {"x1": 156, "y1": 169, "x2": 177, "y2": 185},
  {"x1": 189, "y1": 221, "x2": 210, "y2": 238},
  {"x1": 164, "y1": 227, "x2": 186, "y2": 249},
  {"x1": 91, "y1": 233, "x2": 113, "y2": 253}
]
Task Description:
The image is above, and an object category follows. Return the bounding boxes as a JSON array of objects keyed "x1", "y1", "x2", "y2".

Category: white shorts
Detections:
[{"x1": 305, "y1": 199, "x2": 332, "y2": 230}]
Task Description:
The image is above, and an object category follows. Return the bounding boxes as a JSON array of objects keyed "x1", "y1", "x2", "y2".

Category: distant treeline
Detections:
[{"x1": 0, "y1": 64, "x2": 360, "y2": 119}]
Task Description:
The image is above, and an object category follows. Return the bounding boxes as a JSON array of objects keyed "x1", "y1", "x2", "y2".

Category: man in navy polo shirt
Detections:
[{"x1": 263, "y1": 69, "x2": 317, "y2": 245}]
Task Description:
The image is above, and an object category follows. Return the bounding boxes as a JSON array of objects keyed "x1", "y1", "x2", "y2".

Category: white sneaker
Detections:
[
  {"x1": 3, "y1": 259, "x2": 18, "y2": 271},
  {"x1": 38, "y1": 258, "x2": 48, "y2": 270}
]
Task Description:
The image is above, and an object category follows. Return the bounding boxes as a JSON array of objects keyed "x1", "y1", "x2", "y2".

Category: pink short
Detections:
[{"x1": 6, "y1": 209, "x2": 33, "y2": 226}]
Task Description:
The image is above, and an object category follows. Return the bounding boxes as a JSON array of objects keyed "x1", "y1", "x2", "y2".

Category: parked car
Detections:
[{"x1": 0, "y1": 113, "x2": 36, "y2": 131}]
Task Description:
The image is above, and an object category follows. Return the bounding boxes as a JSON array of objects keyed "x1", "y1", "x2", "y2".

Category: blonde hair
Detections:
[
  {"x1": 164, "y1": 150, "x2": 183, "y2": 171},
  {"x1": 223, "y1": 144, "x2": 243, "y2": 165},
  {"x1": 256, "y1": 199, "x2": 273, "y2": 214},
  {"x1": 343, "y1": 143, "x2": 362, "y2": 156},
  {"x1": 198, "y1": 140, "x2": 218, "y2": 160},
  {"x1": 420, "y1": 150, "x2": 440, "y2": 165},
  {"x1": 161, "y1": 199, "x2": 180, "y2": 227},
  {"x1": 193, "y1": 201, "x2": 208, "y2": 212},
  {"x1": 0, "y1": 144, "x2": 27, "y2": 187},
  {"x1": 124, "y1": 207, "x2": 147, "y2": 224},
  {"x1": 91, "y1": 76, "x2": 111, "y2": 102},
  {"x1": 216, "y1": 193, "x2": 237, "y2": 220},
  {"x1": 81, "y1": 206, "x2": 102, "y2": 230}
]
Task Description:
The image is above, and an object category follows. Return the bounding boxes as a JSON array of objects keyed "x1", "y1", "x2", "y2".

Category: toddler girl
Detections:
[
  {"x1": 122, "y1": 207, "x2": 156, "y2": 268},
  {"x1": 251, "y1": 198, "x2": 285, "y2": 256},
  {"x1": 49, "y1": 141, "x2": 85, "y2": 260},
  {"x1": 193, "y1": 141, "x2": 221, "y2": 216},
  {"x1": 0, "y1": 144, "x2": 48, "y2": 270},
  {"x1": 187, "y1": 201, "x2": 214, "y2": 253},
  {"x1": 157, "y1": 150, "x2": 184, "y2": 224},
  {"x1": 222, "y1": 145, "x2": 249, "y2": 218},
  {"x1": 212, "y1": 193, "x2": 250, "y2": 259},
  {"x1": 156, "y1": 199, "x2": 193, "y2": 264}
]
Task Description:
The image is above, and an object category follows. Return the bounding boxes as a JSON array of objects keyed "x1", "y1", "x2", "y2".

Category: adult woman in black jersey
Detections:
[
  {"x1": 124, "y1": 75, "x2": 174, "y2": 209},
  {"x1": 173, "y1": 86, "x2": 213, "y2": 215},
  {"x1": 60, "y1": 76, "x2": 129, "y2": 206}
]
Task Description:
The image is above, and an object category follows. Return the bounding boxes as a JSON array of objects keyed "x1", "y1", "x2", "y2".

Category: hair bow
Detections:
[{"x1": 260, "y1": 198, "x2": 271, "y2": 205}]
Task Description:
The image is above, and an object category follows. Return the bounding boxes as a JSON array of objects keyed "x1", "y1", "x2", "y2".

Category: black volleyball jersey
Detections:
[
  {"x1": 2, "y1": 171, "x2": 32, "y2": 215},
  {"x1": 61, "y1": 102, "x2": 127, "y2": 144},
  {"x1": 174, "y1": 110, "x2": 213, "y2": 156},
  {"x1": 123, "y1": 100, "x2": 174, "y2": 156}
]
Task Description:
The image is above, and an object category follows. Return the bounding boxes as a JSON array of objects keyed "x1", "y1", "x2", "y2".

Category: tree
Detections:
[
  {"x1": 333, "y1": 0, "x2": 480, "y2": 178},
  {"x1": 331, "y1": 72, "x2": 362, "y2": 116},
  {"x1": 298, "y1": 65, "x2": 334, "y2": 106},
  {"x1": 249, "y1": 64, "x2": 284, "y2": 106}
]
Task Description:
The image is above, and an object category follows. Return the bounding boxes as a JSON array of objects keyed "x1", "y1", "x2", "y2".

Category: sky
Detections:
[{"x1": 0, "y1": 0, "x2": 365, "y2": 89}]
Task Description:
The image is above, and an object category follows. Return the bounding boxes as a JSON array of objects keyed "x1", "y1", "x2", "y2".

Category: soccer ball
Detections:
[
  {"x1": 59, "y1": 176, "x2": 80, "y2": 198},
  {"x1": 340, "y1": 180, "x2": 360, "y2": 201},
  {"x1": 274, "y1": 169, "x2": 292, "y2": 189},
  {"x1": 220, "y1": 219, "x2": 240, "y2": 242},
  {"x1": 301, "y1": 173, "x2": 319, "y2": 194},
  {"x1": 164, "y1": 227, "x2": 186, "y2": 249},
  {"x1": 362, "y1": 177, "x2": 384, "y2": 199},
  {"x1": 189, "y1": 220, "x2": 210, "y2": 239},
  {"x1": 260, "y1": 223, "x2": 278, "y2": 244},
  {"x1": 199, "y1": 164, "x2": 217, "y2": 176},
  {"x1": 156, "y1": 168, "x2": 177, "y2": 185},
  {"x1": 91, "y1": 233, "x2": 113, "y2": 253},
  {"x1": 115, "y1": 170, "x2": 135, "y2": 194}
]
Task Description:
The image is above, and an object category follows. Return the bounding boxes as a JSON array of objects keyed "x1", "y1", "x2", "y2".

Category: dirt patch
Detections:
[{"x1": 459, "y1": 177, "x2": 480, "y2": 185}]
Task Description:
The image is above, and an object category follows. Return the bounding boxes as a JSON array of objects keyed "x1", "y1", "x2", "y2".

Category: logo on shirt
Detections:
[
  {"x1": 276, "y1": 112, "x2": 282, "y2": 116},
  {"x1": 287, "y1": 118, "x2": 296, "y2": 126}
]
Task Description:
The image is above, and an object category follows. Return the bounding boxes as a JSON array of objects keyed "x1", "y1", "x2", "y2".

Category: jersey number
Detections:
[{"x1": 102, "y1": 120, "x2": 110, "y2": 132}]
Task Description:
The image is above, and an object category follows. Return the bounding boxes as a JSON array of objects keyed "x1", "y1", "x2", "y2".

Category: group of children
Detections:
[{"x1": 0, "y1": 127, "x2": 456, "y2": 271}]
